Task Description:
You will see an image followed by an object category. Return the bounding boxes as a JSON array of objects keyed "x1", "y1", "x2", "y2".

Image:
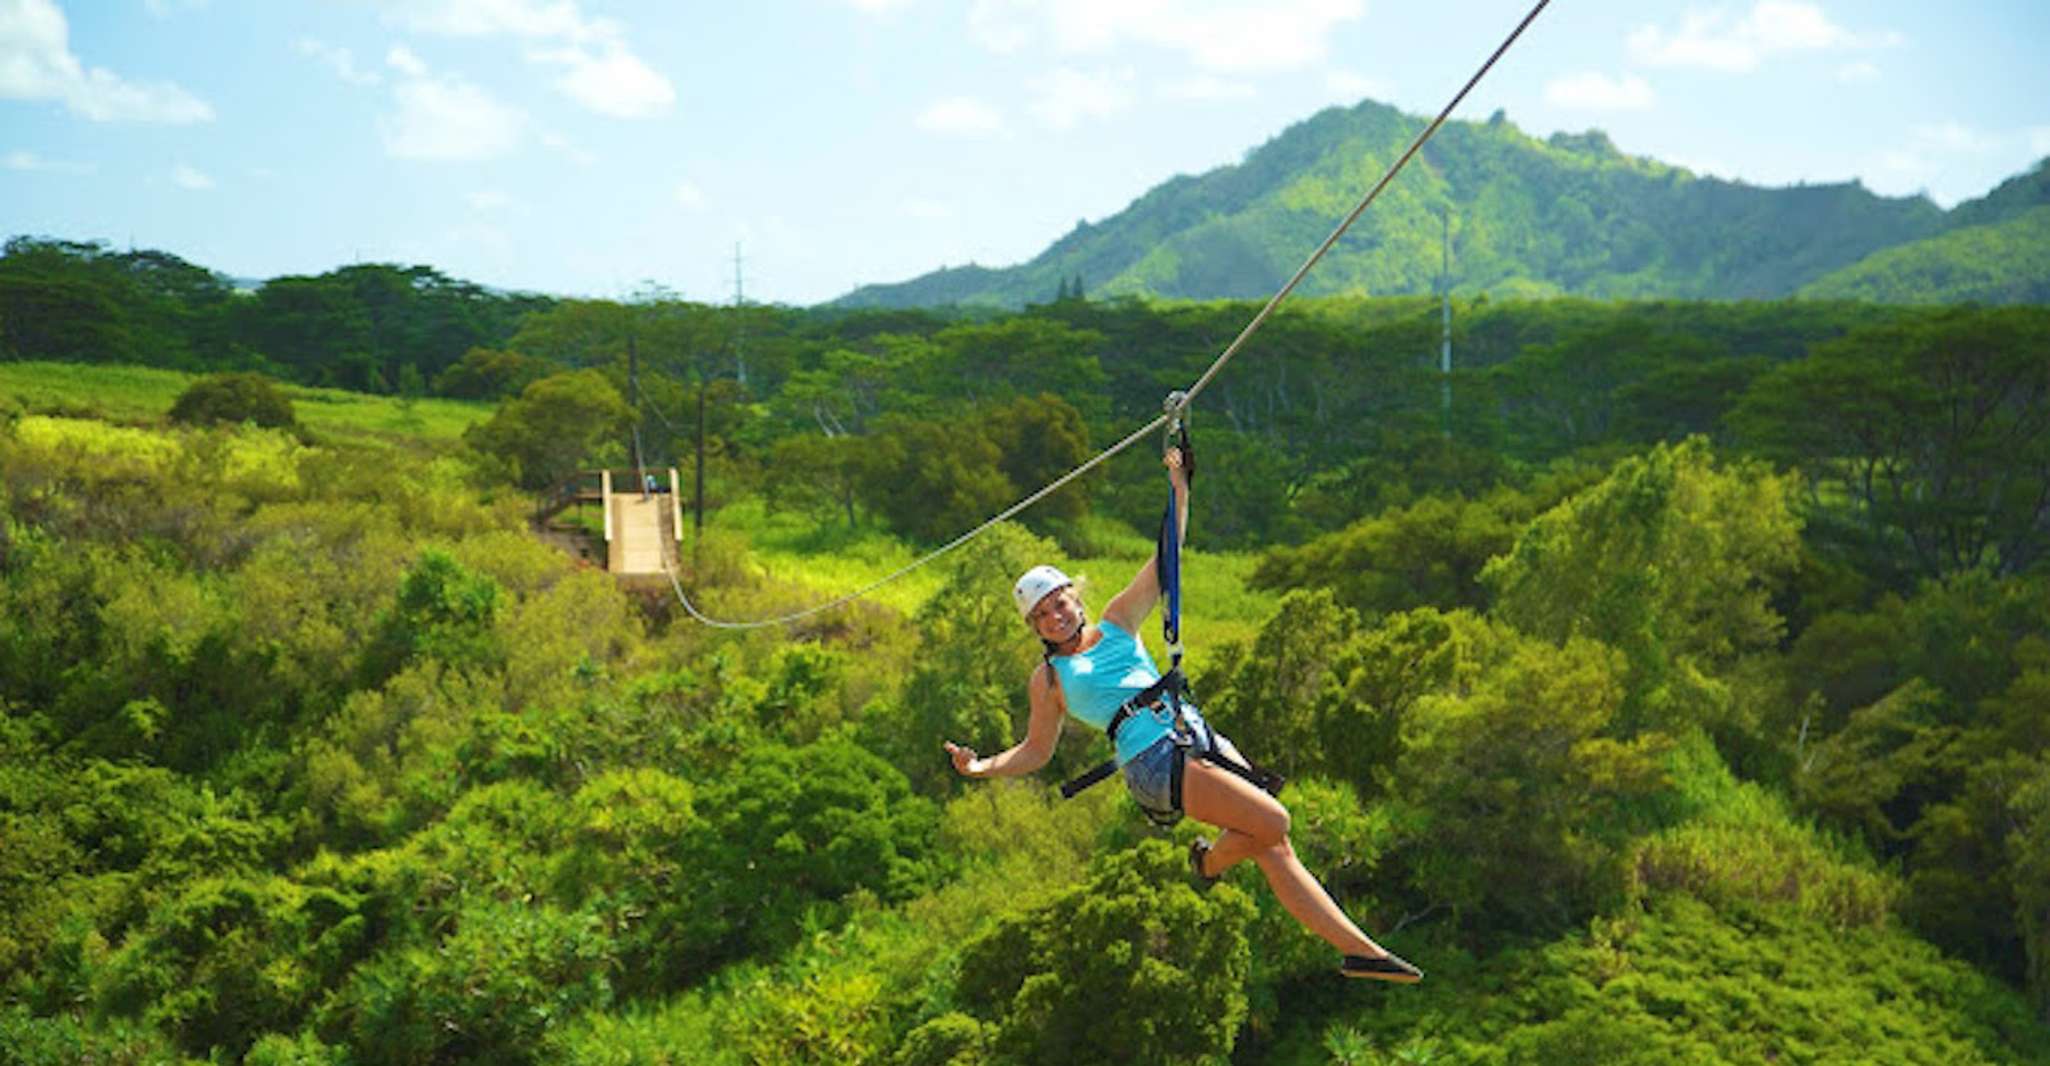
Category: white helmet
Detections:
[{"x1": 1013, "y1": 564, "x2": 1073, "y2": 621}]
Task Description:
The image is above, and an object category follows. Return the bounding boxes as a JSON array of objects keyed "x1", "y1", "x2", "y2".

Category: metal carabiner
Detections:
[{"x1": 1162, "y1": 389, "x2": 1189, "y2": 456}]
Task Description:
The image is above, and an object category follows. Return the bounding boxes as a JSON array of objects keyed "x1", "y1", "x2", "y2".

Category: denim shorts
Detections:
[{"x1": 1121, "y1": 706, "x2": 1243, "y2": 825}]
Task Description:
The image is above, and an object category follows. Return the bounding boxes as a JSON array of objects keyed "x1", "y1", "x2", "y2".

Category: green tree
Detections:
[
  {"x1": 167, "y1": 372, "x2": 299, "y2": 431},
  {"x1": 97, "y1": 876, "x2": 369, "y2": 1061},
  {"x1": 1482, "y1": 438, "x2": 1802, "y2": 734},
  {"x1": 986, "y1": 392, "x2": 1096, "y2": 525},
  {"x1": 1731, "y1": 306, "x2": 2050, "y2": 581},
  {"x1": 859, "y1": 414, "x2": 1013, "y2": 544},
  {"x1": 1381, "y1": 616, "x2": 1670, "y2": 936},
  {"x1": 432, "y1": 345, "x2": 556, "y2": 399},
  {"x1": 953, "y1": 841, "x2": 1254, "y2": 1066},
  {"x1": 686, "y1": 738, "x2": 943, "y2": 961},
  {"x1": 1197, "y1": 587, "x2": 1360, "y2": 781},
  {"x1": 763, "y1": 432, "x2": 868, "y2": 527},
  {"x1": 358, "y1": 550, "x2": 505, "y2": 685},
  {"x1": 464, "y1": 369, "x2": 633, "y2": 489},
  {"x1": 320, "y1": 899, "x2": 613, "y2": 1066}
]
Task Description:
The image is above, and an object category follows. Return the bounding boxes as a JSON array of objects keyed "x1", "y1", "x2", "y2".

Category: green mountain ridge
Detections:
[
  {"x1": 1801, "y1": 204, "x2": 2050, "y2": 304},
  {"x1": 835, "y1": 98, "x2": 2045, "y2": 308}
]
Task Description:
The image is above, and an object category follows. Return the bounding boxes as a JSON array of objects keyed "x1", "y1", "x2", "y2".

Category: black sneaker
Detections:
[
  {"x1": 1340, "y1": 952, "x2": 1422, "y2": 983},
  {"x1": 1188, "y1": 837, "x2": 1221, "y2": 890}
]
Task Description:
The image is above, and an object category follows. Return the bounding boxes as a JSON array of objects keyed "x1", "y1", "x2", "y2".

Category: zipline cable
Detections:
[
  {"x1": 665, "y1": 411, "x2": 1172, "y2": 629},
  {"x1": 1175, "y1": 0, "x2": 1551, "y2": 416},
  {"x1": 666, "y1": 0, "x2": 1551, "y2": 629}
]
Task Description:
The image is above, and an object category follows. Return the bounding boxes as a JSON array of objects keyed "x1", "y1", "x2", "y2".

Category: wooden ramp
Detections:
[{"x1": 601, "y1": 468, "x2": 684, "y2": 577}]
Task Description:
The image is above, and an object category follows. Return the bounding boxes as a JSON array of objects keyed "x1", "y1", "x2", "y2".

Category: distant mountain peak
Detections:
[{"x1": 831, "y1": 101, "x2": 2037, "y2": 309}]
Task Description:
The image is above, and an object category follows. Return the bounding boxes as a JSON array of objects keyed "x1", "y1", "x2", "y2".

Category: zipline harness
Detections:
[{"x1": 661, "y1": 0, "x2": 1552, "y2": 630}]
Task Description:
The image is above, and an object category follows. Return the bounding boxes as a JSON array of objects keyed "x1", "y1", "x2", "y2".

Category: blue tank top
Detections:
[{"x1": 1050, "y1": 619, "x2": 1181, "y2": 766}]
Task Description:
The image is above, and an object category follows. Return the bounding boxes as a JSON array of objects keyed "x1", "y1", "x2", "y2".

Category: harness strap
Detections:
[{"x1": 1058, "y1": 668, "x2": 1186, "y2": 799}]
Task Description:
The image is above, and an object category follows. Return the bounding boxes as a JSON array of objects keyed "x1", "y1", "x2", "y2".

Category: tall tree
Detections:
[{"x1": 1733, "y1": 307, "x2": 2050, "y2": 581}]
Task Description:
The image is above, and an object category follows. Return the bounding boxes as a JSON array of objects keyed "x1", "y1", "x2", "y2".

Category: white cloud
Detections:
[
  {"x1": 381, "y1": 0, "x2": 675, "y2": 118},
  {"x1": 1836, "y1": 60, "x2": 1877, "y2": 84},
  {"x1": 296, "y1": 37, "x2": 382, "y2": 86},
  {"x1": 1028, "y1": 66, "x2": 1133, "y2": 130},
  {"x1": 0, "y1": 0, "x2": 213, "y2": 122},
  {"x1": 970, "y1": 0, "x2": 1364, "y2": 75},
  {"x1": 1158, "y1": 75, "x2": 1255, "y2": 102},
  {"x1": 673, "y1": 180, "x2": 705, "y2": 209},
  {"x1": 3, "y1": 148, "x2": 92, "y2": 174},
  {"x1": 1628, "y1": 2, "x2": 1900, "y2": 73},
  {"x1": 387, "y1": 45, "x2": 429, "y2": 77},
  {"x1": 1324, "y1": 68, "x2": 1391, "y2": 103},
  {"x1": 844, "y1": 0, "x2": 914, "y2": 11},
  {"x1": 170, "y1": 163, "x2": 214, "y2": 190},
  {"x1": 531, "y1": 42, "x2": 674, "y2": 118},
  {"x1": 916, "y1": 96, "x2": 1005, "y2": 135},
  {"x1": 1544, "y1": 71, "x2": 1655, "y2": 111},
  {"x1": 380, "y1": 64, "x2": 525, "y2": 161}
]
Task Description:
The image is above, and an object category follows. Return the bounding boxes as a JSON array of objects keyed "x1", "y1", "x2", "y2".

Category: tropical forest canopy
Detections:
[{"x1": 2, "y1": 229, "x2": 2049, "y2": 1063}]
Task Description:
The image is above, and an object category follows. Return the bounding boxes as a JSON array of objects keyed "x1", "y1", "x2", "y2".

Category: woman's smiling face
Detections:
[{"x1": 1028, "y1": 585, "x2": 1084, "y2": 644}]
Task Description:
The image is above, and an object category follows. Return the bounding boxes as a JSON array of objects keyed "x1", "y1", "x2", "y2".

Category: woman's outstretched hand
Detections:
[
  {"x1": 1165, "y1": 446, "x2": 1189, "y2": 492},
  {"x1": 944, "y1": 740, "x2": 984, "y2": 778}
]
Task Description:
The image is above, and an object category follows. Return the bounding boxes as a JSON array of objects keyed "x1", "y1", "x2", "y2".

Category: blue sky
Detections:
[{"x1": 4, "y1": 0, "x2": 2046, "y2": 305}]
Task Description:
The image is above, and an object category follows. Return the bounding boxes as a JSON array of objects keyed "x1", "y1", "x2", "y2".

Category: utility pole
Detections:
[
  {"x1": 731, "y1": 243, "x2": 748, "y2": 388},
  {"x1": 693, "y1": 375, "x2": 707, "y2": 566},
  {"x1": 1439, "y1": 209, "x2": 1453, "y2": 439},
  {"x1": 629, "y1": 335, "x2": 648, "y2": 497}
]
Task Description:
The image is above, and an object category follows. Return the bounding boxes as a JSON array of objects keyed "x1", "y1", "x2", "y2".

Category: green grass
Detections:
[
  {"x1": 0, "y1": 361, "x2": 491, "y2": 448},
  {"x1": 702, "y1": 497, "x2": 954, "y2": 620},
  {"x1": 287, "y1": 382, "x2": 490, "y2": 446},
  {"x1": 0, "y1": 361, "x2": 192, "y2": 422},
  {"x1": 702, "y1": 496, "x2": 1273, "y2": 659}
]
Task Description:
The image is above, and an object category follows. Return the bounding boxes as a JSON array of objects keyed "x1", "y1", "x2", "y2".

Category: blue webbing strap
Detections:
[{"x1": 1159, "y1": 479, "x2": 1181, "y2": 659}]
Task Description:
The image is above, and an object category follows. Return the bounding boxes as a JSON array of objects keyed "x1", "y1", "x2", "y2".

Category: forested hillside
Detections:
[
  {"x1": 4, "y1": 234, "x2": 2050, "y2": 1063},
  {"x1": 833, "y1": 99, "x2": 2048, "y2": 310}
]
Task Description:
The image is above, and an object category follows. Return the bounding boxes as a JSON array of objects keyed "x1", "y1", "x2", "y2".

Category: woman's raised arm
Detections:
[{"x1": 1102, "y1": 447, "x2": 1190, "y2": 634}]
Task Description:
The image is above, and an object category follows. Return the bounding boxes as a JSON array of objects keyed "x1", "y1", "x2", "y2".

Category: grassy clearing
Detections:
[
  {"x1": 0, "y1": 361, "x2": 490, "y2": 448},
  {"x1": 287, "y1": 383, "x2": 489, "y2": 446},
  {"x1": 703, "y1": 497, "x2": 1272, "y2": 659},
  {"x1": 702, "y1": 497, "x2": 952, "y2": 620},
  {"x1": 0, "y1": 361, "x2": 192, "y2": 422}
]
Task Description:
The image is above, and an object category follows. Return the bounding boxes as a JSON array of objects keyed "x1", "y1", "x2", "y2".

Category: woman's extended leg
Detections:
[{"x1": 1180, "y1": 756, "x2": 1394, "y2": 960}]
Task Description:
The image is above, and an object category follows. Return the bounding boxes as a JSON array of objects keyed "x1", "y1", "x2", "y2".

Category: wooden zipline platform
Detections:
[{"x1": 539, "y1": 468, "x2": 683, "y2": 577}]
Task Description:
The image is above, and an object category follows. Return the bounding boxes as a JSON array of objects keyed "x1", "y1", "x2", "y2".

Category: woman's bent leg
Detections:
[{"x1": 1180, "y1": 757, "x2": 1393, "y2": 960}]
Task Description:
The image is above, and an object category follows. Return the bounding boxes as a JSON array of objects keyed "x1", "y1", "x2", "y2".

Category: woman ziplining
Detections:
[
  {"x1": 942, "y1": 440, "x2": 1423, "y2": 983},
  {"x1": 659, "y1": 0, "x2": 1549, "y2": 986}
]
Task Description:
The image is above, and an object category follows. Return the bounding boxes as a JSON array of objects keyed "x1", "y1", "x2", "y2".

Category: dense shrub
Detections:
[
  {"x1": 168, "y1": 371, "x2": 298, "y2": 430},
  {"x1": 96, "y1": 875, "x2": 368, "y2": 1060},
  {"x1": 953, "y1": 841, "x2": 1255, "y2": 1066}
]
